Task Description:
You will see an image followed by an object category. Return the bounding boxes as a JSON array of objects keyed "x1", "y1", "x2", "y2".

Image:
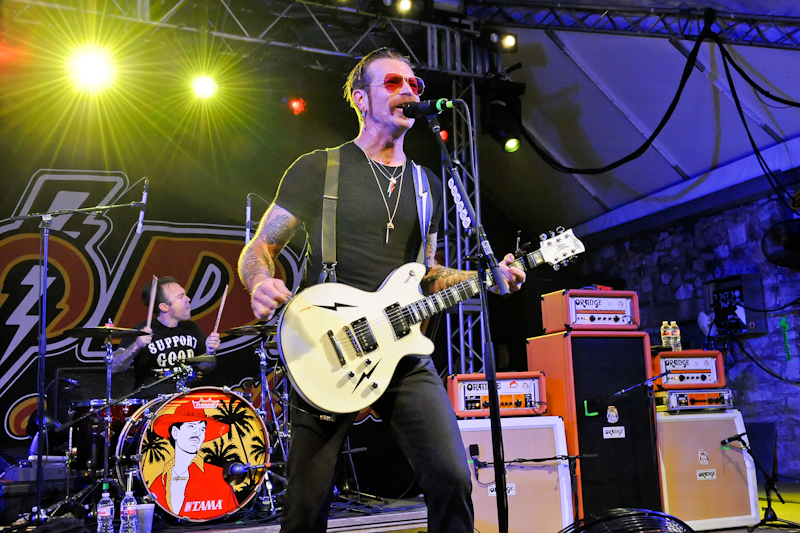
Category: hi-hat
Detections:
[
  {"x1": 223, "y1": 323, "x2": 277, "y2": 337},
  {"x1": 64, "y1": 326, "x2": 147, "y2": 339}
]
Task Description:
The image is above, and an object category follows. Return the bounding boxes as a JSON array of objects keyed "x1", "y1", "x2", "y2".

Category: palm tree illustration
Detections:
[
  {"x1": 202, "y1": 439, "x2": 242, "y2": 468},
  {"x1": 213, "y1": 397, "x2": 257, "y2": 463},
  {"x1": 249, "y1": 433, "x2": 267, "y2": 463},
  {"x1": 141, "y1": 427, "x2": 170, "y2": 464}
]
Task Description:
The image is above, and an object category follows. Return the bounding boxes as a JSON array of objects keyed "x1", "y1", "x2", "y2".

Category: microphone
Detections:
[
  {"x1": 721, "y1": 432, "x2": 747, "y2": 446},
  {"x1": 136, "y1": 178, "x2": 149, "y2": 234},
  {"x1": 245, "y1": 194, "x2": 252, "y2": 243},
  {"x1": 402, "y1": 98, "x2": 459, "y2": 118}
]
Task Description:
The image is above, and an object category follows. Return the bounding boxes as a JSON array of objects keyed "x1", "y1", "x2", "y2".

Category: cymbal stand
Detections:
[
  {"x1": 257, "y1": 337, "x2": 288, "y2": 459},
  {"x1": 255, "y1": 336, "x2": 287, "y2": 512}
]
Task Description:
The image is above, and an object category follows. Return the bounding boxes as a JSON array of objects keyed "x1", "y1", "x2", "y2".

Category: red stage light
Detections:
[
  {"x1": 439, "y1": 129, "x2": 449, "y2": 142},
  {"x1": 289, "y1": 98, "x2": 307, "y2": 115}
]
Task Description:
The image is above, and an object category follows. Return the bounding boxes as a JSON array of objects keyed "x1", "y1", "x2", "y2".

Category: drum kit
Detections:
[{"x1": 44, "y1": 322, "x2": 289, "y2": 523}]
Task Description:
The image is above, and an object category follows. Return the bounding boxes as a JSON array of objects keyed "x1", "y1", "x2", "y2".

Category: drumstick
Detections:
[
  {"x1": 145, "y1": 275, "x2": 158, "y2": 330},
  {"x1": 213, "y1": 284, "x2": 229, "y2": 334}
]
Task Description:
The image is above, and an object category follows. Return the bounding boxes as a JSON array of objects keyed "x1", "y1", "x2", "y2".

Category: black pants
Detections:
[{"x1": 280, "y1": 355, "x2": 474, "y2": 532}]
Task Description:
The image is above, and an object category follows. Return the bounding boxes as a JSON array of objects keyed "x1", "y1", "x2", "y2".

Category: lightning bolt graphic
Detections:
[
  {"x1": 2, "y1": 266, "x2": 54, "y2": 365},
  {"x1": 352, "y1": 360, "x2": 380, "y2": 393},
  {"x1": 315, "y1": 302, "x2": 357, "y2": 312}
]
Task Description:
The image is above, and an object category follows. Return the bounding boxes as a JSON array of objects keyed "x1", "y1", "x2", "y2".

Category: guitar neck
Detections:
[{"x1": 401, "y1": 249, "x2": 546, "y2": 325}]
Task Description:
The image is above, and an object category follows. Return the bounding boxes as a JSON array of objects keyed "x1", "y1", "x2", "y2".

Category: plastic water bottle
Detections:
[
  {"x1": 660, "y1": 321, "x2": 671, "y2": 349},
  {"x1": 97, "y1": 490, "x2": 115, "y2": 533},
  {"x1": 670, "y1": 321, "x2": 683, "y2": 351},
  {"x1": 120, "y1": 491, "x2": 139, "y2": 533}
]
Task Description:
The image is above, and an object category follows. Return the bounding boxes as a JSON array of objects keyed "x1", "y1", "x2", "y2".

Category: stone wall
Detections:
[{"x1": 579, "y1": 194, "x2": 800, "y2": 480}]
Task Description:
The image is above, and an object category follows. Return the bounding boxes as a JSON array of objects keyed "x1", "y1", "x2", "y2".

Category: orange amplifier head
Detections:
[
  {"x1": 447, "y1": 372, "x2": 546, "y2": 418},
  {"x1": 541, "y1": 289, "x2": 640, "y2": 334},
  {"x1": 652, "y1": 349, "x2": 725, "y2": 390}
]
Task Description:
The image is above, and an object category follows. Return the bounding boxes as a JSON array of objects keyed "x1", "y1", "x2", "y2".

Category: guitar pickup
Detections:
[
  {"x1": 350, "y1": 317, "x2": 378, "y2": 353},
  {"x1": 326, "y1": 330, "x2": 346, "y2": 366},
  {"x1": 343, "y1": 325, "x2": 364, "y2": 356},
  {"x1": 385, "y1": 303, "x2": 410, "y2": 339}
]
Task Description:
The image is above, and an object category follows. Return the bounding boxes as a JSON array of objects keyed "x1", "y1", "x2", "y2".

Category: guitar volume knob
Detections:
[
  {"x1": 371, "y1": 382, "x2": 379, "y2": 389},
  {"x1": 347, "y1": 371, "x2": 355, "y2": 378}
]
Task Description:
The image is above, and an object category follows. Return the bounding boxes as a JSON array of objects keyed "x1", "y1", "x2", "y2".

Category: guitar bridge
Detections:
[
  {"x1": 343, "y1": 325, "x2": 364, "y2": 356},
  {"x1": 327, "y1": 330, "x2": 347, "y2": 366},
  {"x1": 385, "y1": 303, "x2": 410, "y2": 339},
  {"x1": 350, "y1": 317, "x2": 378, "y2": 353}
]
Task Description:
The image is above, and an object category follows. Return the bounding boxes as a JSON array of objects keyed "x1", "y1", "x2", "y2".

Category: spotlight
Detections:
[
  {"x1": 68, "y1": 45, "x2": 115, "y2": 93},
  {"x1": 439, "y1": 129, "x2": 449, "y2": 142},
  {"x1": 479, "y1": 28, "x2": 519, "y2": 53},
  {"x1": 479, "y1": 77, "x2": 525, "y2": 153},
  {"x1": 192, "y1": 76, "x2": 218, "y2": 98},
  {"x1": 288, "y1": 97, "x2": 307, "y2": 115}
]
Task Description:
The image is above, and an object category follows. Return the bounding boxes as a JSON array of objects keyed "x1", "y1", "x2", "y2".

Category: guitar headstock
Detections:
[{"x1": 537, "y1": 227, "x2": 586, "y2": 270}]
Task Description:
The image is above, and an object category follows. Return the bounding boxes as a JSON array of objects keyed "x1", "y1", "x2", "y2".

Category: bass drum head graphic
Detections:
[{"x1": 116, "y1": 387, "x2": 269, "y2": 521}]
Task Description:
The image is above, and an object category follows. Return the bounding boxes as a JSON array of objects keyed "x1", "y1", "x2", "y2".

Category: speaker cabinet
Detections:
[
  {"x1": 658, "y1": 411, "x2": 759, "y2": 531},
  {"x1": 527, "y1": 331, "x2": 662, "y2": 517},
  {"x1": 458, "y1": 417, "x2": 573, "y2": 533}
]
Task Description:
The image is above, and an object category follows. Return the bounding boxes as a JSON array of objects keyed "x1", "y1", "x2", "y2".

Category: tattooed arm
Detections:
[
  {"x1": 420, "y1": 232, "x2": 527, "y2": 295},
  {"x1": 238, "y1": 203, "x2": 300, "y2": 320}
]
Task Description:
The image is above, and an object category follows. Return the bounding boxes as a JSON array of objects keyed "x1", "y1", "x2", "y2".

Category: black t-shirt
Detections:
[
  {"x1": 119, "y1": 319, "x2": 207, "y2": 388},
  {"x1": 275, "y1": 141, "x2": 443, "y2": 291}
]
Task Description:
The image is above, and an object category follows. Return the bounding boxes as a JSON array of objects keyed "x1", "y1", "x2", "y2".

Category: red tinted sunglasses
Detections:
[{"x1": 369, "y1": 73, "x2": 425, "y2": 96}]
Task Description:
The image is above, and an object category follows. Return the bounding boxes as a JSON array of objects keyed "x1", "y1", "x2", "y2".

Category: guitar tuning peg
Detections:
[
  {"x1": 562, "y1": 260, "x2": 570, "y2": 268},
  {"x1": 570, "y1": 256, "x2": 578, "y2": 263},
  {"x1": 549, "y1": 231, "x2": 556, "y2": 238},
  {"x1": 556, "y1": 226, "x2": 565, "y2": 234},
  {"x1": 553, "y1": 263, "x2": 561, "y2": 271},
  {"x1": 539, "y1": 233, "x2": 548, "y2": 241}
]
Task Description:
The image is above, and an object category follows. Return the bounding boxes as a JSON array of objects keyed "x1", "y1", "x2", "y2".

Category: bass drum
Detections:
[{"x1": 115, "y1": 387, "x2": 269, "y2": 522}]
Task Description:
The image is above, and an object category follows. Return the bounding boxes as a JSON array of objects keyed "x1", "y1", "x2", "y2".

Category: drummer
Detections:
[{"x1": 112, "y1": 276, "x2": 220, "y2": 395}]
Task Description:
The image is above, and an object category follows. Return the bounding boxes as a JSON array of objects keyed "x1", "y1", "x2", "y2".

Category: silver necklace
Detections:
[{"x1": 357, "y1": 146, "x2": 406, "y2": 243}]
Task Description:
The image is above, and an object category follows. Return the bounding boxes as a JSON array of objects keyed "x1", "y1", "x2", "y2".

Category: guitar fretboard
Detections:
[{"x1": 395, "y1": 248, "x2": 546, "y2": 325}]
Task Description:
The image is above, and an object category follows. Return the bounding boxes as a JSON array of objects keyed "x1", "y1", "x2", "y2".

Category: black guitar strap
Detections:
[
  {"x1": 320, "y1": 147, "x2": 432, "y2": 284},
  {"x1": 319, "y1": 147, "x2": 340, "y2": 284}
]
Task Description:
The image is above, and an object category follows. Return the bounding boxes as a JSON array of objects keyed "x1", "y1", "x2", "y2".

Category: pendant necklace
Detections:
[{"x1": 357, "y1": 146, "x2": 406, "y2": 243}]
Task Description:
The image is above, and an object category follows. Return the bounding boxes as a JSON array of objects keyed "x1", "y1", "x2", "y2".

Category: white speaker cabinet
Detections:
[
  {"x1": 458, "y1": 416, "x2": 573, "y2": 533},
  {"x1": 658, "y1": 410, "x2": 759, "y2": 531}
]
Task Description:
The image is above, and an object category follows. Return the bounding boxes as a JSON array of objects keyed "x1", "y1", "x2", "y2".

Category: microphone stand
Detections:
[
  {"x1": 425, "y1": 111, "x2": 511, "y2": 532},
  {"x1": 11, "y1": 200, "x2": 144, "y2": 522}
]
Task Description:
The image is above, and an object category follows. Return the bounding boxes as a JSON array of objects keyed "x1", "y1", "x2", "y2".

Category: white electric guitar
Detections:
[{"x1": 277, "y1": 228, "x2": 585, "y2": 414}]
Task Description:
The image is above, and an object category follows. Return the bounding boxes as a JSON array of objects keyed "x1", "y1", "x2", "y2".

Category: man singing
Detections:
[{"x1": 238, "y1": 48, "x2": 525, "y2": 532}]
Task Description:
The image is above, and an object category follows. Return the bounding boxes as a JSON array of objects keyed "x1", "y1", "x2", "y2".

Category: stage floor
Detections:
[{"x1": 147, "y1": 483, "x2": 800, "y2": 533}]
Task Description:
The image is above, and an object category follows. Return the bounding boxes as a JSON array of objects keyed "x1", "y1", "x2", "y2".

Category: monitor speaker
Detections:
[
  {"x1": 458, "y1": 416, "x2": 574, "y2": 533},
  {"x1": 658, "y1": 410, "x2": 759, "y2": 530}
]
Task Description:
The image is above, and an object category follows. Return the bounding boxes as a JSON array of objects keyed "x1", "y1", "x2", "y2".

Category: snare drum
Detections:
[
  {"x1": 115, "y1": 387, "x2": 268, "y2": 521},
  {"x1": 69, "y1": 399, "x2": 146, "y2": 470}
]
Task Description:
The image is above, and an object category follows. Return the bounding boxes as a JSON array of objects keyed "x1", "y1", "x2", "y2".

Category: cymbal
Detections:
[
  {"x1": 64, "y1": 326, "x2": 147, "y2": 339},
  {"x1": 223, "y1": 323, "x2": 277, "y2": 337}
]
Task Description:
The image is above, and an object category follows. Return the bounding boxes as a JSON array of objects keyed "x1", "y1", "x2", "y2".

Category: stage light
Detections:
[
  {"x1": 289, "y1": 97, "x2": 307, "y2": 115},
  {"x1": 192, "y1": 76, "x2": 218, "y2": 98},
  {"x1": 68, "y1": 46, "x2": 115, "y2": 92},
  {"x1": 479, "y1": 28, "x2": 519, "y2": 54},
  {"x1": 398, "y1": 0, "x2": 412, "y2": 12},
  {"x1": 479, "y1": 77, "x2": 525, "y2": 154},
  {"x1": 439, "y1": 129, "x2": 449, "y2": 142}
]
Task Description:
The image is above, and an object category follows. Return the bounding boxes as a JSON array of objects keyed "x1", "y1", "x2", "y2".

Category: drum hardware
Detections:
[{"x1": 224, "y1": 322, "x2": 289, "y2": 515}]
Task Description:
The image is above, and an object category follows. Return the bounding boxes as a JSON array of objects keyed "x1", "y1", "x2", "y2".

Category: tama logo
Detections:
[
  {"x1": 697, "y1": 469, "x2": 717, "y2": 481},
  {"x1": 183, "y1": 499, "x2": 224, "y2": 512},
  {"x1": 192, "y1": 398, "x2": 220, "y2": 409},
  {"x1": 488, "y1": 483, "x2": 516, "y2": 497}
]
